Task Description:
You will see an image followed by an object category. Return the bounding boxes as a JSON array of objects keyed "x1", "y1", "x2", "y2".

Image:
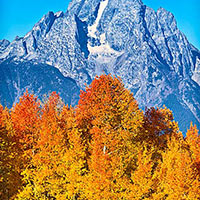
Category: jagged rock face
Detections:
[
  {"x1": 0, "y1": 39, "x2": 10, "y2": 54},
  {"x1": 0, "y1": 0, "x2": 199, "y2": 133}
]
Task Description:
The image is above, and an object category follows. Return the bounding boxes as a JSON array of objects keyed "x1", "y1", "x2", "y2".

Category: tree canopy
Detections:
[{"x1": 0, "y1": 74, "x2": 199, "y2": 200}]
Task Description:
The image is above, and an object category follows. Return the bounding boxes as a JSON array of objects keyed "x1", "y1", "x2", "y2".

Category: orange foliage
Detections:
[
  {"x1": 0, "y1": 106, "x2": 23, "y2": 200},
  {"x1": 186, "y1": 124, "x2": 200, "y2": 176},
  {"x1": 77, "y1": 75, "x2": 144, "y2": 199},
  {"x1": 152, "y1": 135, "x2": 200, "y2": 199},
  {"x1": 128, "y1": 148, "x2": 154, "y2": 199},
  {"x1": 11, "y1": 90, "x2": 40, "y2": 151},
  {"x1": 143, "y1": 106, "x2": 179, "y2": 149},
  {"x1": 16, "y1": 93, "x2": 86, "y2": 200},
  {"x1": 0, "y1": 75, "x2": 199, "y2": 200}
]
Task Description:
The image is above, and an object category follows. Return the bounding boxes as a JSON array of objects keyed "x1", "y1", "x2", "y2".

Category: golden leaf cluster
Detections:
[{"x1": 0, "y1": 75, "x2": 199, "y2": 199}]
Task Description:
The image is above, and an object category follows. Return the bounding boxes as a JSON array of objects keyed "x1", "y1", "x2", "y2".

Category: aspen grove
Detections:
[{"x1": 0, "y1": 74, "x2": 199, "y2": 200}]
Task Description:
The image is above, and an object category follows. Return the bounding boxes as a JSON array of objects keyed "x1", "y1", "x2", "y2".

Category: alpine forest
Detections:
[{"x1": 0, "y1": 74, "x2": 199, "y2": 200}]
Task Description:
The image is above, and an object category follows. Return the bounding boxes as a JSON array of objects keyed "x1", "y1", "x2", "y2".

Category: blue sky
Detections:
[{"x1": 0, "y1": 0, "x2": 199, "y2": 49}]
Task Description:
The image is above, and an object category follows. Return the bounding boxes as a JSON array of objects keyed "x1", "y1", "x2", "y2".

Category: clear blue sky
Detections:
[{"x1": 0, "y1": 0, "x2": 199, "y2": 49}]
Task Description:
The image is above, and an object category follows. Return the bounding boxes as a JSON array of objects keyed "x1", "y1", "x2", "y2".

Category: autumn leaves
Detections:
[{"x1": 0, "y1": 74, "x2": 199, "y2": 199}]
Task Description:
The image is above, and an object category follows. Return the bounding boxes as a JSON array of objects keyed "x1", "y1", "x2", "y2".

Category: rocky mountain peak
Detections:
[{"x1": 0, "y1": 39, "x2": 10, "y2": 53}]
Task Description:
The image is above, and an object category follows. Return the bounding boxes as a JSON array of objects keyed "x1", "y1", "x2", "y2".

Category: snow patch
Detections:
[
  {"x1": 88, "y1": 41, "x2": 123, "y2": 65},
  {"x1": 55, "y1": 11, "x2": 63, "y2": 18},
  {"x1": 88, "y1": 30, "x2": 123, "y2": 64},
  {"x1": 46, "y1": 61, "x2": 53, "y2": 66},
  {"x1": 100, "y1": 33, "x2": 106, "y2": 44},
  {"x1": 88, "y1": 43, "x2": 119, "y2": 55},
  {"x1": 88, "y1": 0, "x2": 109, "y2": 38}
]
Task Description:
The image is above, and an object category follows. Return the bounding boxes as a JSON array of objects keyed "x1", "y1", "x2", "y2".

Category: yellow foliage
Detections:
[{"x1": 0, "y1": 75, "x2": 199, "y2": 199}]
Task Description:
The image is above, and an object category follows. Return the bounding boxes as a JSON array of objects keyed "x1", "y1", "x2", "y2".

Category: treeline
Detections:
[{"x1": 0, "y1": 74, "x2": 199, "y2": 200}]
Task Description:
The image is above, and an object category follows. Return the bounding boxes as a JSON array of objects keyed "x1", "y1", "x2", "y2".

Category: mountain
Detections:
[
  {"x1": 0, "y1": 0, "x2": 200, "y2": 133},
  {"x1": 0, "y1": 59, "x2": 80, "y2": 108}
]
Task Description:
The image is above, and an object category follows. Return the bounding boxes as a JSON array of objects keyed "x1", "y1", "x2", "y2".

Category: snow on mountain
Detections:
[
  {"x1": 0, "y1": 0, "x2": 200, "y2": 133},
  {"x1": 88, "y1": 0, "x2": 109, "y2": 38}
]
